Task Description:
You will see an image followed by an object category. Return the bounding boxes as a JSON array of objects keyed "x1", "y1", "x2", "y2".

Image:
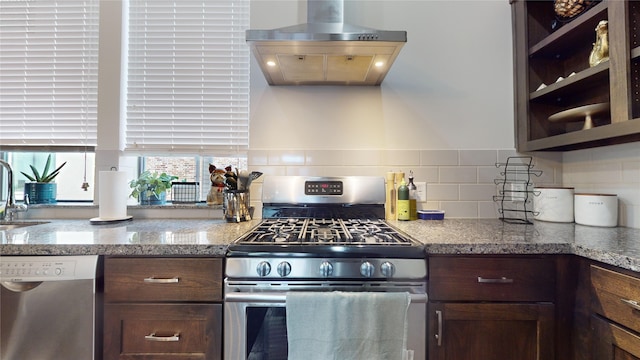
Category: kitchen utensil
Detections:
[
  {"x1": 245, "y1": 171, "x2": 263, "y2": 188},
  {"x1": 237, "y1": 169, "x2": 250, "y2": 191},
  {"x1": 224, "y1": 166, "x2": 238, "y2": 190}
]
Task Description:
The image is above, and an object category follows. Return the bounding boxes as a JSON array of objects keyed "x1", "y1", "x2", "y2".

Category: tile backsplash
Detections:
[
  {"x1": 248, "y1": 149, "x2": 565, "y2": 221},
  {"x1": 250, "y1": 145, "x2": 639, "y2": 228},
  {"x1": 562, "y1": 142, "x2": 639, "y2": 229}
]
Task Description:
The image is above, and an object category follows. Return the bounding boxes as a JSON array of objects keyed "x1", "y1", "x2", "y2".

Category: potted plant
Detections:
[
  {"x1": 20, "y1": 154, "x2": 67, "y2": 204},
  {"x1": 129, "y1": 171, "x2": 178, "y2": 205}
]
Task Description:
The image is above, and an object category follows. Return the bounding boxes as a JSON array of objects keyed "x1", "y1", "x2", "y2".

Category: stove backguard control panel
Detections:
[{"x1": 304, "y1": 180, "x2": 343, "y2": 195}]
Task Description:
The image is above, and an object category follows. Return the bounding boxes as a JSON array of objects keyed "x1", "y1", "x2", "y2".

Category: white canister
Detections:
[
  {"x1": 574, "y1": 193, "x2": 618, "y2": 227},
  {"x1": 533, "y1": 187, "x2": 574, "y2": 223}
]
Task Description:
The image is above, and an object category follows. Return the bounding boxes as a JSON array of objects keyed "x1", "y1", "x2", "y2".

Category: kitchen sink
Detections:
[{"x1": 0, "y1": 221, "x2": 49, "y2": 231}]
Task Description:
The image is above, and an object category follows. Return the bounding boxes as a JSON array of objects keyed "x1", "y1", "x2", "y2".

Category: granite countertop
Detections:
[
  {"x1": 0, "y1": 219, "x2": 260, "y2": 257},
  {"x1": 389, "y1": 220, "x2": 640, "y2": 271},
  {"x1": 1, "y1": 218, "x2": 639, "y2": 272}
]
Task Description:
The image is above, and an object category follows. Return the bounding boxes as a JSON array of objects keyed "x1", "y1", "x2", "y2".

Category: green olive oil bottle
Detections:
[{"x1": 397, "y1": 178, "x2": 410, "y2": 221}]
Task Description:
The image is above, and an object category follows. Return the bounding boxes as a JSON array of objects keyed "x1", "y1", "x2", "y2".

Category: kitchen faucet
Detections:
[{"x1": 0, "y1": 160, "x2": 28, "y2": 221}]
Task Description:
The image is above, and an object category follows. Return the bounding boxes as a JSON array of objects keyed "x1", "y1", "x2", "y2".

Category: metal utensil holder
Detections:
[
  {"x1": 493, "y1": 156, "x2": 542, "y2": 224},
  {"x1": 222, "y1": 190, "x2": 251, "y2": 222}
]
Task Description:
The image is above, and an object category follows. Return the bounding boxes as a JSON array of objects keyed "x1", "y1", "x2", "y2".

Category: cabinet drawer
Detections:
[
  {"x1": 104, "y1": 303, "x2": 221, "y2": 360},
  {"x1": 429, "y1": 256, "x2": 555, "y2": 301},
  {"x1": 591, "y1": 265, "x2": 640, "y2": 333},
  {"x1": 592, "y1": 315, "x2": 640, "y2": 359},
  {"x1": 105, "y1": 257, "x2": 223, "y2": 302}
]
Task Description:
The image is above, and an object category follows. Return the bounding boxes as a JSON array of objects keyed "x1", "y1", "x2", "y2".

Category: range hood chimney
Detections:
[{"x1": 246, "y1": 0, "x2": 407, "y2": 86}]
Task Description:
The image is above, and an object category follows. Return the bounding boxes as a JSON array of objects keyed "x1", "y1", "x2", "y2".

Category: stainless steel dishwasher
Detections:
[{"x1": 0, "y1": 255, "x2": 100, "y2": 360}]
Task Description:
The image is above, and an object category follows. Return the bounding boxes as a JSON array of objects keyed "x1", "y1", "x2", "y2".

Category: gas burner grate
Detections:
[
  {"x1": 309, "y1": 227, "x2": 341, "y2": 242},
  {"x1": 235, "y1": 218, "x2": 416, "y2": 246}
]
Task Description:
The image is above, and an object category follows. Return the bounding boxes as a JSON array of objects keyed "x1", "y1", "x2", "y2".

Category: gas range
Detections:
[
  {"x1": 226, "y1": 176, "x2": 426, "y2": 280},
  {"x1": 224, "y1": 176, "x2": 428, "y2": 360}
]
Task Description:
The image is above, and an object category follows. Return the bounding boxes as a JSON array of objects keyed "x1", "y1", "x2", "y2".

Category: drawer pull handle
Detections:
[
  {"x1": 478, "y1": 276, "x2": 513, "y2": 284},
  {"x1": 621, "y1": 299, "x2": 640, "y2": 311},
  {"x1": 145, "y1": 333, "x2": 180, "y2": 342},
  {"x1": 435, "y1": 310, "x2": 443, "y2": 347},
  {"x1": 143, "y1": 277, "x2": 179, "y2": 284},
  {"x1": 144, "y1": 276, "x2": 180, "y2": 284}
]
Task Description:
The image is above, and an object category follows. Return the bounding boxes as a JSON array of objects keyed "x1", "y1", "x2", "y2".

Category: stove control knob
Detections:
[
  {"x1": 380, "y1": 261, "x2": 395, "y2": 278},
  {"x1": 319, "y1": 261, "x2": 333, "y2": 277},
  {"x1": 360, "y1": 261, "x2": 375, "y2": 278},
  {"x1": 256, "y1": 261, "x2": 271, "y2": 277},
  {"x1": 277, "y1": 261, "x2": 292, "y2": 277}
]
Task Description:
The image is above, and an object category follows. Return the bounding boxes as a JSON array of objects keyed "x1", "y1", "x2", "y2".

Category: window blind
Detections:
[
  {"x1": 0, "y1": 0, "x2": 99, "y2": 148},
  {"x1": 126, "y1": 0, "x2": 250, "y2": 155}
]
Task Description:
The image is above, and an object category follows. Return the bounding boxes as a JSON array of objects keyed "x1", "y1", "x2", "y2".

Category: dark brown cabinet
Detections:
[
  {"x1": 511, "y1": 0, "x2": 640, "y2": 151},
  {"x1": 428, "y1": 256, "x2": 556, "y2": 360},
  {"x1": 103, "y1": 257, "x2": 223, "y2": 360},
  {"x1": 591, "y1": 265, "x2": 640, "y2": 359},
  {"x1": 429, "y1": 302, "x2": 554, "y2": 360},
  {"x1": 592, "y1": 316, "x2": 640, "y2": 360},
  {"x1": 104, "y1": 304, "x2": 221, "y2": 360}
]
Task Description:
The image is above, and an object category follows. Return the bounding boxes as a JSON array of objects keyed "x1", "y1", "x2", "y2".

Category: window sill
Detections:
[{"x1": 16, "y1": 202, "x2": 226, "y2": 220}]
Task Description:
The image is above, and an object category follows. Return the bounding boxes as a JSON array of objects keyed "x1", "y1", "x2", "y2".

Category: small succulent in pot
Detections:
[
  {"x1": 20, "y1": 154, "x2": 66, "y2": 183},
  {"x1": 129, "y1": 171, "x2": 179, "y2": 202},
  {"x1": 20, "y1": 154, "x2": 66, "y2": 204}
]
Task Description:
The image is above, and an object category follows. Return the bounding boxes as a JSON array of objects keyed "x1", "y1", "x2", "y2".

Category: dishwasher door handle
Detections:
[{"x1": 1, "y1": 281, "x2": 43, "y2": 292}]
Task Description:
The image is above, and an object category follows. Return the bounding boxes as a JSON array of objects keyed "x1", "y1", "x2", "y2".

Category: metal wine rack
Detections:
[{"x1": 493, "y1": 156, "x2": 542, "y2": 224}]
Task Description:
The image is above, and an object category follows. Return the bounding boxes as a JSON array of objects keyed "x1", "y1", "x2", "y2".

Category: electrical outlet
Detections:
[
  {"x1": 510, "y1": 183, "x2": 526, "y2": 201},
  {"x1": 414, "y1": 182, "x2": 427, "y2": 202}
]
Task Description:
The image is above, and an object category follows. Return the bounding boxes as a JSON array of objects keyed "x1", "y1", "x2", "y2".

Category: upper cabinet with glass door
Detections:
[{"x1": 512, "y1": 0, "x2": 640, "y2": 151}]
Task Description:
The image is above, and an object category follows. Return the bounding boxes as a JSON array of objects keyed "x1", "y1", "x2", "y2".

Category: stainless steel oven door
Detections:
[{"x1": 224, "y1": 282, "x2": 427, "y2": 360}]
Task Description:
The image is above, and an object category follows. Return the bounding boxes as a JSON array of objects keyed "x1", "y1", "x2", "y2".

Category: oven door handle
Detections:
[{"x1": 225, "y1": 292, "x2": 428, "y2": 303}]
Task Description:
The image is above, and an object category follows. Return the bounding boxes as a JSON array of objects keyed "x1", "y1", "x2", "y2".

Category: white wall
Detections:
[
  {"x1": 248, "y1": 0, "x2": 515, "y2": 151},
  {"x1": 246, "y1": 0, "x2": 547, "y2": 219},
  {"x1": 247, "y1": 0, "x2": 639, "y2": 227}
]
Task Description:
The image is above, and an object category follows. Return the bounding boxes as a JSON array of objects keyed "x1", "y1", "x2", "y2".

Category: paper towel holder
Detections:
[{"x1": 89, "y1": 169, "x2": 133, "y2": 225}]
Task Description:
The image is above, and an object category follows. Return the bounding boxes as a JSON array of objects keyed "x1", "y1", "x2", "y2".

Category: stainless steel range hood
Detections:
[{"x1": 246, "y1": 0, "x2": 407, "y2": 86}]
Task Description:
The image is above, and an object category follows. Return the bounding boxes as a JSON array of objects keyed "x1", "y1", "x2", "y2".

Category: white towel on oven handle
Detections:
[{"x1": 285, "y1": 291, "x2": 412, "y2": 360}]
